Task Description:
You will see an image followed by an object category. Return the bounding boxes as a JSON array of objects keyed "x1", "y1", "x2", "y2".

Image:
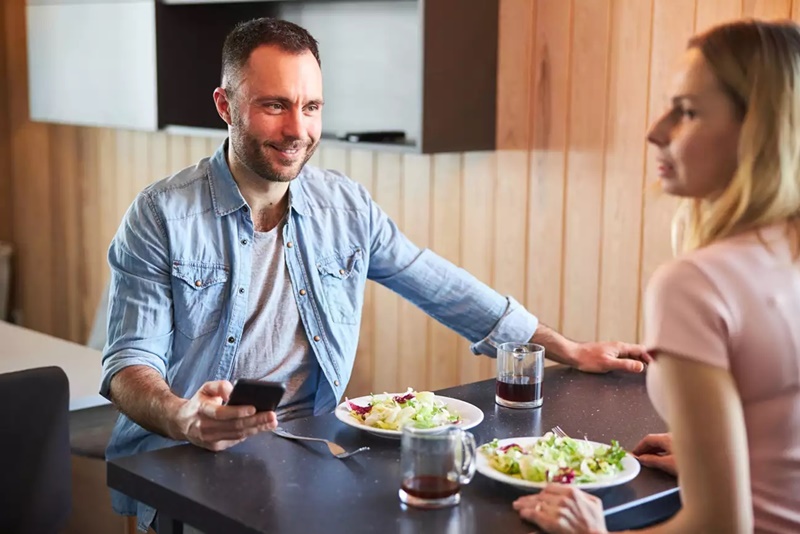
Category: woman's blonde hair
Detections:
[{"x1": 675, "y1": 19, "x2": 800, "y2": 255}]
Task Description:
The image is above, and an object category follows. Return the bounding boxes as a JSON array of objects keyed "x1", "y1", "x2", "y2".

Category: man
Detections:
[{"x1": 101, "y1": 17, "x2": 648, "y2": 530}]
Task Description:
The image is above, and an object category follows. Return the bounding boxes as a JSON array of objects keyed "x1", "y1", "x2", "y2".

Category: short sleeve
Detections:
[{"x1": 644, "y1": 258, "x2": 732, "y2": 370}]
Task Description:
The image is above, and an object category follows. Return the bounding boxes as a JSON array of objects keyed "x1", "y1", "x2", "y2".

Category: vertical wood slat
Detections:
[
  {"x1": 18, "y1": 123, "x2": 53, "y2": 333},
  {"x1": 398, "y1": 154, "x2": 431, "y2": 389},
  {"x1": 460, "y1": 152, "x2": 498, "y2": 384},
  {"x1": 115, "y1": 130, "x2": 134, "y2": 232},
  {"x1": 742, "y1": 0, "x2": 792, "y2": 17},
  {"x1": 0, "y1": 0, "x2": 12, "y2": 245},
  {"x1": 696, "y1": 0, "x2": 743, "y2": 31},
  {"x1": 150, "y1": 131, "x2": 171, "y2": 185},
  {"x1": 597, "y1": 0, "x2": 654, "y2": 343},
  {"x1": 638, "y1": 0, "x2": 697, "y2": 339},
  {"x1": 344, "y1": 150, "x2": 375, "y2": 398},
  {"x1": 495, "y1": 0, "x2": 535, "y2": 150},
  {"x1": 167, "y1": 134, "x2": 190, "y2": 173},
  {"x1": 49, "y1": 125, "x2": 83, "y2": 341},
  {"x1": 78, "y1": 127, "x2": 103, "y2": 337},
  {"x1": 561, "y1": 0, "x2": 612, "y2": 343},
  {"x1": 371, "y1": 153, "x2": 402, "y2": 392},
  {"x1": 428, "y1": 154, "x2": 462, "y2": 390},
  {"x1": 526, "y1": 0, "x2": 571, "y2": 331}
]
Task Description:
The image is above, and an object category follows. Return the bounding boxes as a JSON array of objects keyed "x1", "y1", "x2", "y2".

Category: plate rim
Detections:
[
  {"x1": 475, "y1": 435, "x2": 641, "y2": 491},
  {"x1": 334, "y1": 392, "x2": 484, "y2": 437}
]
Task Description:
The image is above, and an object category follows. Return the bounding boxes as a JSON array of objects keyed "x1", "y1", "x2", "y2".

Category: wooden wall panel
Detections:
[{"x1": 4, "y1": 0, "x2": 788, "y2": 397}]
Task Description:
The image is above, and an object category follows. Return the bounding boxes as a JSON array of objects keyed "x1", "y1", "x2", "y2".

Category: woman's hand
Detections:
[
  {"x1": 513, "y1": 484, "x2": 608, "y2": 534},
  {"x1": 633, "y1": 433, "x2": 677, "y2": 477}
]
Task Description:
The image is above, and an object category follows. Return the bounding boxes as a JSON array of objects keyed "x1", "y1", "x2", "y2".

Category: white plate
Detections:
[
  {"x1": 476, "y1": 436, "x2": 641, "y2": 491},
  {"x1": 335, "y1": 393, "x2": 484, "y2": 439}
]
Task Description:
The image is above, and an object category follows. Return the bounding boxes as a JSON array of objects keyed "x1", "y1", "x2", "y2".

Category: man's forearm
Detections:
[
  {"x1": 529, "y1": 323, "x2": 579, "y2": 366},
  {"x1": 109, "y1": 365, "x2": 187, "y2": 440}
]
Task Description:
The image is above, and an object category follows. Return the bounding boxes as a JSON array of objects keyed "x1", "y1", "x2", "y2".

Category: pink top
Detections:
[{"x1": 644, "y1": 223, "x2": 800, "y2": 534}]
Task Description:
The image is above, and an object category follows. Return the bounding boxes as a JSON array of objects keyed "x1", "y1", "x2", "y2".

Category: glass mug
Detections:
[
  {"x1": 399, "y1": 425, "x2": 477, "y2": 509},
  {"x1": 495, "y1": 342, "x2": 545, "y2": 409}
]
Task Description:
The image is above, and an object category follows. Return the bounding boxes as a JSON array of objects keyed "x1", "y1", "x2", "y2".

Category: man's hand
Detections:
[
  {"x1": 632, "y1": 433, "x2": 677, "y2": 476},
  {"x1": 568, "y1": 341, "x2": 652, "y2": 374},
  {"x1": 530, "y1": 324, "x2": 651, "y2": 374},
  {"x1": 170, "y1": 380, "x2": 278, "y2": 452}
]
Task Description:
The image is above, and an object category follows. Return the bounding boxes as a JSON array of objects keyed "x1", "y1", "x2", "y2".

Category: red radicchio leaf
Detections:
[
  {"x1": 498, "y1": 443, "x2": 524, "y2": 453},
  {"x1": 347, "y1": 399, "x2": 372, "y2": 416},
  {"x1": 393, "y1": 392, "x2": 415, "y2": 404},
  {"x1": 551, "y1": 467, "x2": 576, "y2": 484}
]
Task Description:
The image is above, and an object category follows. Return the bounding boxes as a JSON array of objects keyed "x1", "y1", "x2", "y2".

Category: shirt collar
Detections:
[{"x1": 207, "y1": 138, "x2": 311, "y2": 218}]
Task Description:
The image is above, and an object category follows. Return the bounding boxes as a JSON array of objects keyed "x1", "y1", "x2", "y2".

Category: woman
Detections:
[{"x1": 514, "y1": 19, "x2": 800, "y2": 533}]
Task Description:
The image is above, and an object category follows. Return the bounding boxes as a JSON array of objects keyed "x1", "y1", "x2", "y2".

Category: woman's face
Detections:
[{"x1": 646, "y1": 48, "x2": 742, "y2": 200}]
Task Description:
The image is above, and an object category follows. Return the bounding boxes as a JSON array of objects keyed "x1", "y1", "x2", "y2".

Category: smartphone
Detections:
[{"x1": 228, "y1": 379, "x2": 286, "y2": 413}]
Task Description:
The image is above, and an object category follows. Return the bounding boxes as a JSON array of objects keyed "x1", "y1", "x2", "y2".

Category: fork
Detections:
[
  {"x1": 551, "y1": 425, "x2": 570, "y2": 438},
  {"x1": 271, "y1": 427, "x2": 370, "y2": 459}
]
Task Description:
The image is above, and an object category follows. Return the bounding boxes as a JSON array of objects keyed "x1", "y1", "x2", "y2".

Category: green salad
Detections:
[
  {"x1": 479, "y1": 432, "x2": 627, "y2": 484},
  {"x1": 346, "y1": 388, "x2": 461, "y2": 430}
]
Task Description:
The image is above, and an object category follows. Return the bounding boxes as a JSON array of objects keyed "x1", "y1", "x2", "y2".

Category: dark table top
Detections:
[{"x1": 107, "y1": 366, "x2": 680, "y2": 534}]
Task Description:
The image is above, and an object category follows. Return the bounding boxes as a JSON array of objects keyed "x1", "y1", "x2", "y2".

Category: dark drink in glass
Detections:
[
  {"x1": 399, "y1": 426, "x2": 476, "y2": 509},
  {"x1": 401, "y1": 475, "x2": 460, "y2": 500},
  {"x1": 496, "y1": 374, "x2": 543, "y2": 408},
  {"x1": 495, "y1": 342, "x2": 545, "y2": 409}
]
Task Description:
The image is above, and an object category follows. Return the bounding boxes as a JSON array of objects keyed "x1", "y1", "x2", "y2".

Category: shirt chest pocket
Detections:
[
  {"x1": 171, "y1": 261, "x2": 230, "y2": 339},
  {"x1": 316, "y1": 248, "x2": 364, "y2": 325}
]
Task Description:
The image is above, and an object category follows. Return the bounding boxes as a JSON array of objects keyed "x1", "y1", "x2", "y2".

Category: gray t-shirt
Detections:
[{"x1": 232, "y1": 217, "x2": 319, "y2": 421}]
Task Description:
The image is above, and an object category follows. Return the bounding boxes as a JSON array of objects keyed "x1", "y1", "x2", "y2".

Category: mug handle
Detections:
[{"x1": 457, "y1": 430, "x2": 477, "y2": 485}]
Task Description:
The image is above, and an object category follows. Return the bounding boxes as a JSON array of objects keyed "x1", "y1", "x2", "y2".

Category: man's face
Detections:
[{"x1": 218, "y1": 45, "x2": 323, "y2": 182}]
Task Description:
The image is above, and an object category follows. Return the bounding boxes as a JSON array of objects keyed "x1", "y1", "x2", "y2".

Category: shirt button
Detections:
[
  {"x1": 338, "y1": 269, "x2": 345, "y2": 275},
  {"x1": 241, "y1": 238, "x2": 249, "y2": 245},
  {"x1": 242, "y1": 206, "x2": 249, "y2": 213},
  {"x1": 238, "y1": 287, "x2": 245, "y2": 294},
  {"x1": 334, "y1": 380, "x2": 340, "y2": 387},
  {"x1": 313, "y1": 335, "x2": 320, "y2": 342},
  {"x1": 286, "y1": 241, "x2": 294, "y2": 248},
  {"x1": 299, "y1": 289, "x2": 307, "y2": 296},
  {"x1": 227, "y1": 336, "x2": 235, "y2": 344},
  {"x1": 194, "y1": 280, "x2": 202, "y2": 287}
]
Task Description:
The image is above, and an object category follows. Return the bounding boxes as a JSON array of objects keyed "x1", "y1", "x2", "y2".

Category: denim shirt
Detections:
[{"x1": 101, "y1": 141, "x2": 538, "y2": 528}]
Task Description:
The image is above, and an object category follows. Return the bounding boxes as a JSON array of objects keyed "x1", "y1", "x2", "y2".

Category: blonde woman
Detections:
[{"x1": 514, "y1": 19, "x2": 800, "y2": 534}]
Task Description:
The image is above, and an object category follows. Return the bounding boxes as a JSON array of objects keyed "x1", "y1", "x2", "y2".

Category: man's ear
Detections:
[{"x1": 213, "y1": 87, "x2": 233, "y2": 126}]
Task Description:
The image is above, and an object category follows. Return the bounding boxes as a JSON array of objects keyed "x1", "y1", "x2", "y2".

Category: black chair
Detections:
[{"x1": 0, "y1": 366, "x2": 71, "y2": 534}]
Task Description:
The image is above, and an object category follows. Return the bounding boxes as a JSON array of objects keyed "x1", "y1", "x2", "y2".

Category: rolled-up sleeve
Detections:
[
  {"x1": 100, "y1": 192, "x2": 174, "y2": 399},
  {"x1": 365, "y1": 194, "x2": 538, "y2": 356}
]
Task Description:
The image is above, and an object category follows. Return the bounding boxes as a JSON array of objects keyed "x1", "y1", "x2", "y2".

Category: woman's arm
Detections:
[
  {"x1": 515, "y1": 354, "x2": 752, "y2": 533},
  {"x1": 645, "y1": 354, "x2": 752, "y2": 533}
]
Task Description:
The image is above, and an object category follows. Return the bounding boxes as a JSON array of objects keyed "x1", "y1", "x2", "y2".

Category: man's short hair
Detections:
[{"x1": 221, "y1": 17, "x2": 321, "y2": 90}]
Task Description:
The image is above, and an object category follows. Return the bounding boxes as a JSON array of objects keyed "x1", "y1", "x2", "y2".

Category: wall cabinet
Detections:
[{"x1": 27, "y1": 0, "x2": 498, "y2": 153}]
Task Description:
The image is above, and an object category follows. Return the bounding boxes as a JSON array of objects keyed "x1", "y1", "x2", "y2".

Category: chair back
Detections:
[{"x1": 0, "y1": 366, "x2": 71, "y2": 534}]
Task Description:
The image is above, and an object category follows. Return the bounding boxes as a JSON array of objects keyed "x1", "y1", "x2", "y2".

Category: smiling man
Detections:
[{"x1": 100, "y1": 18, "x2": 648, "y2": 531}]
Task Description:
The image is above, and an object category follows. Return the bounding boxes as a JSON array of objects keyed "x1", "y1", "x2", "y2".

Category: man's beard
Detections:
[{"x1": 230, "y1": 117, "x2": 318, "y2": 183}]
